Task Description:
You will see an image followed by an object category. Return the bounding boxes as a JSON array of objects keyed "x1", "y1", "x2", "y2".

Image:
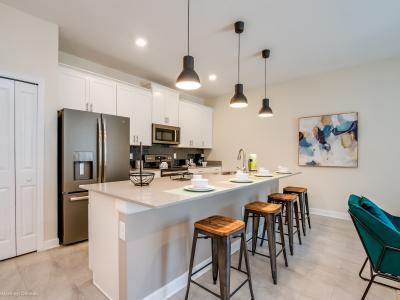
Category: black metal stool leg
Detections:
[
  {"x1": 286, "y1": 202, "x2": 294, "y2": 255},
  {"x1": 185, "y1": 229, "x2": 198, "y2": 300},
  {"x1": 217, "y1": 236, "x2": 231, "y2": 300},
  {"x1": 278, "y1": 213, "x2": 288, "y2": 267},
  {"x1": 241, "y1": 232, "x2": 255, "y2": 300},
  {"x1": 294, "y1": 201, "x2": 302, "y2": 245},
  {"x1": 211, "y1": 237, "x2": 218, "y2": 284},
  {"x1": 305, "y1": 192, "x2": 311, "y2": 229},
  {"x1": 265, "y1": 213, "x2": 277, "y2": 284},
  {"x1": 260, "y1": 218, "x2": 267, "y2": 247},
  {"x1": 238, "y1": 209, "x2": 249, "y2": 270},
  {"x1": 252, "y1": 214, "x2": 260, "y2": 256},
  {"x1": 299, "y1": 193, "x2": 306, "y2": 236}
]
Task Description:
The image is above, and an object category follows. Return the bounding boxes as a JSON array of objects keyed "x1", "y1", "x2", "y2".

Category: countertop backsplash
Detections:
[{"x1": 130, "y1": 144, "x2": 204, "y2": 167}]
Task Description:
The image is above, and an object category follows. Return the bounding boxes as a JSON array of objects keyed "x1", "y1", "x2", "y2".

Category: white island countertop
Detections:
[{"x1": 79, "y1": 172, "x2": 300, "y2": 209}]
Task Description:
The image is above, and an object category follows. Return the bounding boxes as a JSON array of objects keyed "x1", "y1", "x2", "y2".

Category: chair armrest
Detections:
[{"x1": 391, "y1": 215, "x2": 400, "y2": 232}]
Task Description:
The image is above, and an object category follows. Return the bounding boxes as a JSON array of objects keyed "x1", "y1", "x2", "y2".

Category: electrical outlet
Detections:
[
  {"x1": 129, "y1": 153, "x2": 133, "y2": 160},
  {"x1": 119, "y1": 221, "x2": 126, "y2": 241},
  {"x1": 173, "y1": 152, "x2": 177, "y2": 159},
  {"x1": 241, "y1": 206, "x2": 245, "y2": 217}
]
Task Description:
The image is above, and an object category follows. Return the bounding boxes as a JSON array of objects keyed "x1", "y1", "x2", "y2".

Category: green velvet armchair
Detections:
[{"x1": 348, "y1": 194, "x2": 400, "y2": 299}]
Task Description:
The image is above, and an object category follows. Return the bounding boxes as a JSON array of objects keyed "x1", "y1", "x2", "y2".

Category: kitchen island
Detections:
[{"x1": 80, "y1": 172, "x2": 299, "y2": 300}]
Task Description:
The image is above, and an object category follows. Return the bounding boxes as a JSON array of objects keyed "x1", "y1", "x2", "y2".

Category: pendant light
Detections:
[
  {"x1": 258, "y1": 49, "x2": 273, "y2": 117},
  {"x1": 176, "y1": 0, "x2": 201, "y2": 90},
  {"x1": 230, "y1": 21, "x2": 248, "y2": 108}
]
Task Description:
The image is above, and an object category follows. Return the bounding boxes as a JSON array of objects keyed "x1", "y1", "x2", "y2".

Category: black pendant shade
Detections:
[
  {"x1": 176, "y1": 55, "x2": 201, "y2": 90},
  {"x1": 230, "y1": 84, "x2": 248, "y2": 108},
  {"x1": 258, "y1": 49, "x2": 273, "y2": 117},
  {"x1": 258, "y1": 98, "x2": 273, "y2": 117},
  {"x1": 176, "y1": 0, "x2": 201, "y2": 90},
  {"x1": 230, "y1": 21, "x2": 248, "y2": 108}
]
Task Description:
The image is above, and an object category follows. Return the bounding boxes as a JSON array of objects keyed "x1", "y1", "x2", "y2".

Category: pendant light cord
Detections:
[
  {"x1": 238, "y1": 33, "x2": 241, "y2": 83},
  {"x1": 187, "y1": 0, "x2": 190, "y2": 55},
  {"x1": 264, "y1": 57, "x2": 267, "y2": 98}
]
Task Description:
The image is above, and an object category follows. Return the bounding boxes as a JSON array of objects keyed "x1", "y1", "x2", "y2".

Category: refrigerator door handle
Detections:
[
  {"x1": 97, "y1": 117, "x2": 103, "y2": 183},
  {"x1": 70, "y1": 196, "x2": 89, "y2": 202},
  {"x1": 102, "y1": 117, "x2": 107, "y2": 182}
]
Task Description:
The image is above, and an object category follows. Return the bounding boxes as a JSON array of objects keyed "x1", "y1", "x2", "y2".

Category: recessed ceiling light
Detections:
[
  {"x1": 135, "y1": 38, "x2": 147, "y2": 47},
  {"x1": 208, "y1": 74, "x2": 217, "y2": 81}
]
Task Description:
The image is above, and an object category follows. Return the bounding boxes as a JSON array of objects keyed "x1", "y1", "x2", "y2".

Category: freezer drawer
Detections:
[{"x1": 60, "y1": 192, "x2": 88, "y2": 245}]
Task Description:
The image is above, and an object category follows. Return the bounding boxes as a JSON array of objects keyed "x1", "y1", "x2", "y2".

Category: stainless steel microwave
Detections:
[{"x1": 152, "y1": 124, "x2": 180, "y2": 145}]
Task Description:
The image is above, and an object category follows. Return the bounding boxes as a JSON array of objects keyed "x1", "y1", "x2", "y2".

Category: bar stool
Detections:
[
  {"x1": 185, "y1": 215, "x2": 255, "y2": 300},
  {"x1": 283, "y1": 186, "x2": 311, "y2": 231},
  {"x1": 238, "y1": 202, "x2": 288, "y2": 284},
  {"x1": 268, "y1": 193, "x2": 302, "y2": 255}
]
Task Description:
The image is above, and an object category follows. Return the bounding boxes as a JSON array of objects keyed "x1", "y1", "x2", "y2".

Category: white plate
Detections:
[
  {"x1": 275, "y1": 171, "x2": 292, "y2": 174},
  {"x1": 254, "y1": 174, "x2": 274, "y2": 177},
  {"x1": 184, "y1": 185, "x2": 216, "y2": 192},
  {"x1": 230, "y1": 178, "x2": 254, "y2": 183}
]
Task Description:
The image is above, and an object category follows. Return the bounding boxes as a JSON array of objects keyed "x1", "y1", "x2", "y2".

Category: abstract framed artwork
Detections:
[{"x1": 298, "y1": 112, "x2": 358, "y2": 167}]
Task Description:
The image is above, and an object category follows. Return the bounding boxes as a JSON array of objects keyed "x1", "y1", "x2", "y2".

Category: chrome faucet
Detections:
[{"x1": 237, "y1": 148, "x2": 246, "y2": 172}]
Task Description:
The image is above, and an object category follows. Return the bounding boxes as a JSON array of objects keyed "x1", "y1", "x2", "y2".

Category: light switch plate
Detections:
[{"x1": 119, "y1": 221, "x2": 126, "y2": 241}]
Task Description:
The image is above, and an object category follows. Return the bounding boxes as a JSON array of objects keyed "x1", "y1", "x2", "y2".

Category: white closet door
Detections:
[
  {"x1": 15, "y1": 81, "x2": 38, "y2": 255},
  {"x1": 0, "y1": 78, "x2": 16, "y2": 260}
]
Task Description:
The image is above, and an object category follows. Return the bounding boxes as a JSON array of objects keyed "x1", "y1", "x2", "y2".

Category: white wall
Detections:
[
  {"x1": 207, "y1": 58, "x2": 400, "y2": 216},
  {"x1": 0, "y1": 3, "x2": 59, "y2": 242}
]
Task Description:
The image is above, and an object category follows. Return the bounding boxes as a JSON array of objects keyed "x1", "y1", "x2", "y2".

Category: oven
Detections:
[{"x1": 152, "y1": 124, "x2": 180, "y2": 145}]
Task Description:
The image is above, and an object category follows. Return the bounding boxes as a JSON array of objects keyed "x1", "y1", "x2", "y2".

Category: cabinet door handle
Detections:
[
  {"x1": 90, "y1": 103, "x2": 93, "y2": 111},
  {"x1": 86, "y1": 103, "x2": 89, "y2": 111}
]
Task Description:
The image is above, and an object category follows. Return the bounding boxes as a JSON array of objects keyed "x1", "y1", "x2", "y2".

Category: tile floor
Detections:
[{"x1": 0, "y1": 215, "x2": 398, "y2": 300}]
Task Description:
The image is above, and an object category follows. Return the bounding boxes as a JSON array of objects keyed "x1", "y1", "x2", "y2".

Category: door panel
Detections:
[
  {"x1": 58, "y1": 66, "x2": 88, "y2": 111},
  {"x1": 15, "y1": 81, "x2": 38, "y2": 255},
  {"x1": 0, "y1": 78, "x2": 16, "y2": 260},
  {"x1": 90, "y1": 76, "x2": 116, "y2": 115},
  {"x1": 134, "y1": 89, "x2": 153, "y2": 146},
  {"x1": 62, "y1": 192, "x2": 88, "y2": 244},
  {"x1": 60, "y1": 109, "x2": 100, "y2": 193},
  {"x1": 116, "y1": 84, "x2": 136, "y2": 145},
  {"x1": 102, "y1": 114, "x2": 130, "y2": 182}
]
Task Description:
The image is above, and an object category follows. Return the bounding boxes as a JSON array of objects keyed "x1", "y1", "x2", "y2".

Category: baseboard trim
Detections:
[
  {"x1": 310, "y1": 208, "x2": 350, "y2": 221},
  {"x1": 142, "y1": 234, "x2": 246, "y2": 300},
  {"x1": 39, "y1": 238, "x2": 60, "y2": 251}
]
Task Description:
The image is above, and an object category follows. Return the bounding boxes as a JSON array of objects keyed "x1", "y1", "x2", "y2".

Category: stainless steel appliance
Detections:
[
  {"x1": 143, "y1": 154, "x2": 173, "y2": 169},
  {"x1": 58, "y1": 109, "x2": 130, "y2": 245},
  {"x1": 152, "y1": 124, "x2": 180, "y2": 145}
]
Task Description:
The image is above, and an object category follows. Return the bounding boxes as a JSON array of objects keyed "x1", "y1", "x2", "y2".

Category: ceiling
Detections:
[{"x1": 3, "y1": 0, "x2": 400, "y2": 99}]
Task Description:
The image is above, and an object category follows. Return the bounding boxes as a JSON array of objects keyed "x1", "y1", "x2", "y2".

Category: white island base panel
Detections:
[{"x1": 82, "y1": 173, "x2": 299, "y2": 300}]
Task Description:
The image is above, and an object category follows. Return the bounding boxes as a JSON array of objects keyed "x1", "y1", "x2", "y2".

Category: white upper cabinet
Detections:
[
  {"x1": 116, "y1": 83, "x2": 152, "y2": 146},
  {"x1": 58, "y1": 66, "x2": 116, "y2": 115},
  {"x1": 151, "y1": 83, "x2": 179, "y2": 126},
  {"x1": 58, "y1": 66, "x2": 89, "y2": 111},
  {"x1": 178, "y1": 100, "x2": 213, "y2": 149},
  {"x1": 89, "y1": 76, "x2": 116, "y2": 115}
]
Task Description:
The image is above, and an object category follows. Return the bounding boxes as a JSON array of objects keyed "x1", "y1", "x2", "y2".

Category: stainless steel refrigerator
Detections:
[{"x1": 58, "y1": 109, "x2": 130, "y2": 244}]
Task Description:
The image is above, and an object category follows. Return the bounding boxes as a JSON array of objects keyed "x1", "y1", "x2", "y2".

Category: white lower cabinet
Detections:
[
  {"x1": 117, "y1": 83, "x2": 152, "y2": 146},
  {"x1": 0, "y1": 78, "x2": 38, "y2": 260},
  {"x1": 179, "y1": 100, "x2": 213, "y2": 149}
]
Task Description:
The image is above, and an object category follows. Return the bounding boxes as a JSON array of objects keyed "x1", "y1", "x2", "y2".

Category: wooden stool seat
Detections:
[
  {"x1": 195, "y1": 215, "x2": 245, "y2": 237},
  {"x1": 245, "y1": 202, "x2": 282, "y2": 215},
  {"x1": 283, "y1": 186, "x2": 307, "y2": 193},
  {"x1": 268, "y1": 193, "x2": 297, "y2": 202}
]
